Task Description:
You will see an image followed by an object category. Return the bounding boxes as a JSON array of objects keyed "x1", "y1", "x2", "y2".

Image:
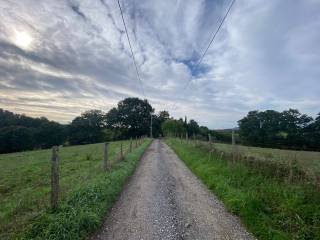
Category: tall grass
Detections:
[
  {"x1": 0, "y1": 139, "x2": 151, "y2": 239},
  {"x1": 166, "y1": 138, "x2": 320, "y2": 240},
  {"x1": 214, "y1": 142, "x2": 320, "y2": 180}
]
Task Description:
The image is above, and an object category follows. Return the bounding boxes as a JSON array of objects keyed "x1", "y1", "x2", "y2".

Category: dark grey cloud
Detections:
[{"x1": 69, "y1": 2, "x2": 87, "y2": 21}]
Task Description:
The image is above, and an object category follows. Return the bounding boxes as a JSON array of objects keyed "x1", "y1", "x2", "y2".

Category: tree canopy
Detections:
[
  {"x1": 69, "y1": 110, "x2": 106, "y2": 145},
  {"x1": 106, "y1": 98, "x2": 153, "y2": 138},
  {"x1": 0, "y1": 109, "x2": 67, "y2": 153},
  {"x1": 238, "y1": 109, "x2": 319, "y2": 150}
]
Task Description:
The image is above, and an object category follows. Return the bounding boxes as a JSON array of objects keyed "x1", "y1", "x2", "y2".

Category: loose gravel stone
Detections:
[{"x1": 91, "y1": 140, "x2": 255, "y2": 240}]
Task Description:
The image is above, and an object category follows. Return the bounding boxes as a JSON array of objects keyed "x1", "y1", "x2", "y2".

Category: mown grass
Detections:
[
  {"x1": 166, "y1": 138, "x2": 320, "y2": 240},
  {"x1": 0, "y1": 139, "x2": 151, "y2": 239}
]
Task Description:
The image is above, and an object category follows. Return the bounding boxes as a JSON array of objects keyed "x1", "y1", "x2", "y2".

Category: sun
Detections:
[{"x1": 14, "y1": 31, "x2": 33, "y2": 49}]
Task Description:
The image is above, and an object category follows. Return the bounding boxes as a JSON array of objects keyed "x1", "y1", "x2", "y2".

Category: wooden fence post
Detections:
[
  {"x1": 208, "y1": 134, "x2": 211, "y2": 142},
  {"x1": 103, "y1": 142, "x2": 109, "y2": 171},
  {"x1": 130, "y1": 138, "x2": 132, "y2": 152},
  {"x1": 288, "y1": 154, "x2": 296, "y2": 183},
  {"x1": 232, "y1": 130, "x2": 235, "y2": 162},
  {"x1": 186, "y1": 132, "x2": 188, "y2": 142},
  {"x1": 120, "y1": 142, "x2": 123, "y2": 160},
  {"x1": 51, "y1": 146, "x2": 60, "y2": 209},
  {"x1": 135, "y1": 136, "x2": 138, "y2": 148}
]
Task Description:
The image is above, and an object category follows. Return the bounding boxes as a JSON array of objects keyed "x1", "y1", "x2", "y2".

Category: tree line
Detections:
[
  {"x1": 0, "y1": 109, "x2": 67, "y2": 153},
  {"x1": 0, "y1": 97, "x2": 319, "y2": 153},
  {"x1": 0, "y1": 97, "x2": 227, "y2": 154},
  {"x1": 238, "y1": 109, "x2": 320, "y2": 150}
]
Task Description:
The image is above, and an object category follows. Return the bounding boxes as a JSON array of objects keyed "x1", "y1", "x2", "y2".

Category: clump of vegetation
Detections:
[
  {"x1": 0, "y1": 139, "x2": 151, "y2": 239},
  {"x1": 166, "y1": 138, "x2": 320, "y2": 240}
]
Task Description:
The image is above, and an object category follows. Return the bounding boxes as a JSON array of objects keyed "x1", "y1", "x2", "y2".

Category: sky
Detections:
[{"x1": 0, "y1": 0, "x2": 319, "y2": 129}]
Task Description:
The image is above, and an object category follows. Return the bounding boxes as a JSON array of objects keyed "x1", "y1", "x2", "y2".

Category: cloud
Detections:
[{"x1": 0, "y1": 0, "x2": 319, "y2": 128}]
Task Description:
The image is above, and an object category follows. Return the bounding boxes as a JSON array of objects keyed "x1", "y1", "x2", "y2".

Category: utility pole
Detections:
[{"x1": 150, "y1": 113, "x2": 153, "y2": 138}]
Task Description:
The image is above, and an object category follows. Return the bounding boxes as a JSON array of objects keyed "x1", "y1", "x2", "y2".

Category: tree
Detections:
[
  {"x1": 238, "y1": 110, "x2": 263, "y2": 146},
  {"x1": 199, "y1": 126, "x2": 209, "y2": 139},
  {"x1": 238, "y1": 109, "x2": 317, "y2": 150},
  {"x1": 305, "y1": 113, "x2": 320, "y2": 150},
  {"x1": 34, "y1": 122, "x2": 67, "y2": 148},
  {"x1": 0, "y1": 126, "x2": 34, "y2": 153},
  {"x1": 106, "y1": 98, "x2": 153, "y2": 138},
  {"x1": 69, "y1": 110, "x2": 106, "y2": 145},
  {"x1": 0, "y1": 109, "x2": 67, "y2": 153},
  {"x1": 152, "y1": 111, "x2": 170, "y2": 137},
  {"x1": 161, "y1": 119, "x2": 186, "y2": 137},
  {"x1": 187, "y1": 119, "x2": 200, "y2": 136}
]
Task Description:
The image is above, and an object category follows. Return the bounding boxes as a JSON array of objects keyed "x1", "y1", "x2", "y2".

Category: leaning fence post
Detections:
[
  {"x1": 103, "y1": 142, "x2": 109, "y2": 171},
  {"x1": 130, "y1": 138, "x2": 132, "y2": 152},
  {"x1": 51, "y1": 146, "x2": 60, "y2": 209}
]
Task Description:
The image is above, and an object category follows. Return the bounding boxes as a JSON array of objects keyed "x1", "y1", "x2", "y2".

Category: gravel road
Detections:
[{"x1": 92, "y1": 139, "x2": 255, "y2": 240}]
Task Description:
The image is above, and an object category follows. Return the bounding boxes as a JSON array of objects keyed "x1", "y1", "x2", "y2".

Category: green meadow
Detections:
[{"x1": 0, "y1": 139, "x2": 151, "y2": 239}]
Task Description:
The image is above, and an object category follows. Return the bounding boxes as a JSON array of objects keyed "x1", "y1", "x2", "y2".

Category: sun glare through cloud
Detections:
[{"x1": 13, "y1": 30, "x2": 33, "y2": 50}]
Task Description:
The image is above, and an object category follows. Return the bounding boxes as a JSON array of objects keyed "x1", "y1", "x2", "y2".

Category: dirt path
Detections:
[{"x1": 92, "y1": 139, "x2": 255, "y2": 240}]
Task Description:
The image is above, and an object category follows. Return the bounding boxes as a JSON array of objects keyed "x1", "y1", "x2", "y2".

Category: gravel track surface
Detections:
[{"x1": 92, "y1": 139, "x2": 255, "y2": 240}]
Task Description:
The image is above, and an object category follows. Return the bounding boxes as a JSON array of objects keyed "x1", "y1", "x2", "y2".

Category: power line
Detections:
[
  {"x1": 184, "y1": 0, "x2": 236, "y2": 91},
  {"x1": 171, "y1": 0, "x2": 236, "y2": 111},
  {"x1": 117, "y1": 0, "x2": 146, "y2": 98}
]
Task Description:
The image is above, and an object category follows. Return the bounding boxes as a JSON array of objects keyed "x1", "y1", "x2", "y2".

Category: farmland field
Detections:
[
  {"x1": 213, "y1": 142, "x2": 320, "y2": 177},
  {"x1": 0, "y1": 139, "x2": 150, "y2": 239}
]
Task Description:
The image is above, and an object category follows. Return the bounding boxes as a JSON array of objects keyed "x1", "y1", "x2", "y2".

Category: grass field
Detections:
[
  {"x1": 213, "y1": 142, "x2": 320, "y2": 177},
  {"x1": 166, "y1": 138, "x2": 320, "y2": 240},
  {"x1": 0, "y1": 139, "x2": 151, "y2": 239}
]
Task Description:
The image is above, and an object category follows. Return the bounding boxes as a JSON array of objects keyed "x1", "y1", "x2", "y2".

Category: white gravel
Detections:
[{"x1": 91, "y1": 139, "x2": 255, "y2": 240}]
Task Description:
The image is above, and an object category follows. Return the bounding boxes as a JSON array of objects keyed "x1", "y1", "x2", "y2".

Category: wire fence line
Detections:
[
  {"x1": 50, "y1": 136, "x2": 147, "y2": 209},
  {"x1": 174, "y1": 135, "x2": 320, "y2": 189}
]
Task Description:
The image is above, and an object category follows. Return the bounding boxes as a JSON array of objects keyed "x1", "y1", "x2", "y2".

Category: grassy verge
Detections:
[
  {"x1": 166, "y1": 138, "x2": 320, "y2": 240},
  {"x1": 0, "y1": 139, "x2": 151, "y2": 239}
]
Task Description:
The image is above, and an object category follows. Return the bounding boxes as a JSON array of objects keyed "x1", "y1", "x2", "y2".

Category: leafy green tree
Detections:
[
  {"x1": 187, "y1": 119, "x2": 200, "y2": 136},
  {"x1": 279, "y1": 109, "x2": 313, "y2": 148},
  {"x1": 152, "y1": 111, "x2": 170, "y2": 137},
  {"x1": 238, "y1": 109, "x2": 316, "y2": 149},
  {"x1": 106, "y1": 98, "x2": 153, "y2": 138},
  {"x1": 0, "y1": 126, "x2": 34, "y2": 153},
  {"x1": 161, "y1": 119, "x2": 186, "y2": 137},
  {"x1": 238, "y1": 111, "x2": 263, "y2": 146},
  {"x1": 34, "y1": 122, "x2": 67, "y2": 148},
  {"x1": 69, "y1": 110, "x2": 106, "y2": 145},
  {"x1": 304, "y1": 113, "x2": 320, "y2": 149},
  {"x1": 199, "y1": 126, "x2": 209, "y2": 139}
]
